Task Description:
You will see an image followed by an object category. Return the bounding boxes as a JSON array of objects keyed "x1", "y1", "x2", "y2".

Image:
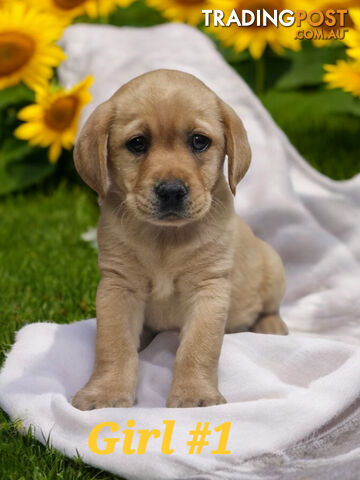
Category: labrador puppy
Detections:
[{"x1": 72, "y1": 69, "x2": 287, "y2": 410}]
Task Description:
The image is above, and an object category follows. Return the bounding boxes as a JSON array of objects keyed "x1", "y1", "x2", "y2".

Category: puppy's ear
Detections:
[
  {"x1": 219, "y1": 100, "x2": 251, "y2": 195},
  {"x1": 74, "y1": 100, "x2": 114, "y2": 197}
]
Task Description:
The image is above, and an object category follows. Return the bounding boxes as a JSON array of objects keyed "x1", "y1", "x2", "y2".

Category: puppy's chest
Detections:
[
  {"x1": 145, "y1": 268, "x2": 184, "y2": 330},
  {"x1": 150, "y1": 270, "x2": 176, "y2": 301},
  {"x1": 137, "y1": 248, "x2": 182, "y2": 301}
]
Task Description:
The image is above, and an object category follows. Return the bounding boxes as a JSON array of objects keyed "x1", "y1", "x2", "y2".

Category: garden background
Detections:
[{"x1": 1, "y1": 0, "x2": 359, "y2": 478}]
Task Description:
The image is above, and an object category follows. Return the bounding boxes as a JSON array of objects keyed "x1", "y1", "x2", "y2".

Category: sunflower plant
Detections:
[
  {"x1": 0, "y1": 3, "x2": 66, "y2": 90},
  {"x1": 323, "y1": 9, "x2": 360, "y2": 98},
  {"x1": 15, "y1": 77, "x2": 93, "y2": 163}
]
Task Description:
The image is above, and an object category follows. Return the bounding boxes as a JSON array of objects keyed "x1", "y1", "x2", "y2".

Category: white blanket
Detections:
[{"x1": 1, "y1": 23, "x2": 360, "y2": 480}]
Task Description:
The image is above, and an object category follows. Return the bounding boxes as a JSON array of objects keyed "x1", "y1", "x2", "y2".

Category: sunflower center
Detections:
[
  {"x1": 0, "y1": 32, "x2": 35, "y2": 77},
  {"x1": 54, "y1": 0, "x2": 87, "y2": 10},
  {"x1": 44, "y1": 96, "x2": 78, "y2": 132}
]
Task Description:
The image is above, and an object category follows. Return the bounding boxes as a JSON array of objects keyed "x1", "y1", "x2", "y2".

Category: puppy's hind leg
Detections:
[
  {"x1": 253, "y1": 241, "x2": 287, "y2": 335},
  {"x1": 251, "y1": 313, "x2": 288, "y2": 335}
]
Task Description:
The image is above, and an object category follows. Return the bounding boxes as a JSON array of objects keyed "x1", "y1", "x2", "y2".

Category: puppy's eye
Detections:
[
  {"x1": 126, "y1": 136, "x2": 148, "y2": 154},
  {"x1": 190, "y1": 134, "x2": 211, "y2": 152}
]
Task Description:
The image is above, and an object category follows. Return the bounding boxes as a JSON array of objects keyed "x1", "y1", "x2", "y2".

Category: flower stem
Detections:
[
  {"x1": 255, "y1": 56, "x2": 266, "y2": 95},
  {"x1": 99, "y1": 15, "x2": 109, "y2": 24}
]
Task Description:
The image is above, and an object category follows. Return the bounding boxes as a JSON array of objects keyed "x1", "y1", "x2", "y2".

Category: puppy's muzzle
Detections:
[{"x1": 154, "y1": 179, "x2": 188, "y2": 218}]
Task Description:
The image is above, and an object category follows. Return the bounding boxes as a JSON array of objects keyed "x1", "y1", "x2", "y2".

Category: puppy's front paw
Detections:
[
  {"x1": 72, "y1": 385, "x2": 134, "y2": 410},
  {"x1": 166, "y1": 386, "x2": 226, "y2": 408}
]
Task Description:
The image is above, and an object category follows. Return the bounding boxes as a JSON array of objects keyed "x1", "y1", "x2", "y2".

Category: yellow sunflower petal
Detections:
[
  {"x1": 324, "y1": 60, "x2": 360, "y2": 97},
  {"x1": 49, "y1": 141, "x2": 62, "y2": 163},
  {"x1": 249, "y1": 37, "x2": 267, "y2": 59},
  {"x1": 17, "y1": 105, "x2": 43, "y2": 121},
  {"x1": 14, "y1": 122, "x2": 43, "y2": 140}
]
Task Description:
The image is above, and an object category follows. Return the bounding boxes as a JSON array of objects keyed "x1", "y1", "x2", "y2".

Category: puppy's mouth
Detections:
[
  {"x1": 152, "y1": 208, "x2": 191, "y2": 226},
  {"x1": 128, "y1": 188, "x2": 212, "y2": 227},
  {"x1": 157, "y1": 210, "x2": 186, "y2": 220},
  {"x1": 129, "y1": 196, "x2": 190, "y2": 226}
]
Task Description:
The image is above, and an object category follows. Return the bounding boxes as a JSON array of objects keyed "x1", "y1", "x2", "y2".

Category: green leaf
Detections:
[
  {"x1": 260, "y1": 88, "x2": 360, "y2": 179},
  {"x1": 226, "y1": 48, "x2": 292, "y2": 93},
  {"x1": 75, "y1": 1, "x2": 167, "y2": 27},
  {"x1": 0, "y1": 84, "x2": 34, "y2": 111},
  {"x1": 275, "y1": 42, "x2": 346, "y2": 90},
  {"x1": 331, "y1": 92, "x2": 360, "y2": 117},
  {"x1": 262, "y1": 88, "x2": 360, "y2": 118},
  {"x1": 0, "y1": 138, "x2": 55, "y2": 195}
]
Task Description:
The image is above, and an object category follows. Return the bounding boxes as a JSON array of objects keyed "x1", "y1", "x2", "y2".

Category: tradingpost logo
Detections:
[{"x1": 202, "y1": 8, "x2": 349, "y2": 41}]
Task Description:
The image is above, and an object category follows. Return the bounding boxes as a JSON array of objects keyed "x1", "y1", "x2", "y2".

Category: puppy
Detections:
[{"x1": 72, "y1": 69, "x2": 287, "y2": 410}]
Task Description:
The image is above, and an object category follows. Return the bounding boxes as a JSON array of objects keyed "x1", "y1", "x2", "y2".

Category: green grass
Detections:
[
  {"x1": 260, "y1": 89, "x2": 360, "y2": 180},
  {"x1": 0, "y1": 182, "x2": 123, "y2": 479},
  {"x1": 0, "y1": 182, "x2": 99, "y2": 362},
  {"x1": 0, "y1": 414, "x2": 119, "y2": 480}
]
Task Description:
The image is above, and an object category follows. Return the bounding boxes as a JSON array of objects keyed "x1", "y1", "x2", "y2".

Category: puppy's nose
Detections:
[{"x1": 155, "y1": 180, "x2": 188, "y2": 209}]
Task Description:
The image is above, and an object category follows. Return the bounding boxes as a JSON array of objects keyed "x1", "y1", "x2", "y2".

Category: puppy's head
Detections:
[{"x1": 74, "y1": 70, "x2": 251, "y2": 226}]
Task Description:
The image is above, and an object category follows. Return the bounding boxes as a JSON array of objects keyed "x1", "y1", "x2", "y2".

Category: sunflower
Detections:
[
  {"x1": 345, "y1": 9, "x2": 360, "y2": 60},
  {"x1": 208, "y1": 0, "x2": 301, "y2": 59},
  {"x1": 27, "y1": 0, "x2": 134, "y2": 19},
  {"x1": 146, "y1": 0, "x2": 209, "y2": 25},
  {"x1": 0, "y1": 2, "x2": 66, "y2": 90},
  {"x1": 15, "y1": 76, "x2": 93, "y2": 163},
  {"x1": 300, "y1": 1, "x2": 359, "y2": 47},
  {"x1": 323, "y1": 60, "x2": 360, "y2": 97}
]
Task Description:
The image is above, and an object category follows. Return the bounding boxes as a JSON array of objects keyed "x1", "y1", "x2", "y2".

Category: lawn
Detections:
[
  {"x1": 1, "y1": 3, "x2": 360, "y2": 480},
  {"x1": 0, "y1": 183, "x2": 112, "y2": 479}
]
